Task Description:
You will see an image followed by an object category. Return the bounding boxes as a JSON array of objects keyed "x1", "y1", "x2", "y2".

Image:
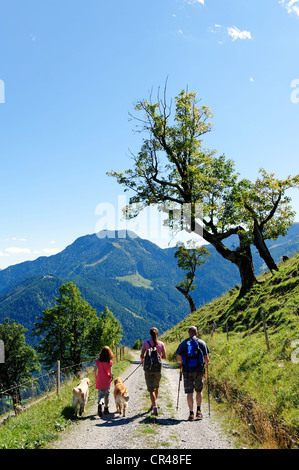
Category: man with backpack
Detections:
[
  {"x1": 176, "y1": 326, "x2": 210, "y2": 421},
  {"x1": 140, "y1": 327, "x2": 167, "y2": 416}
]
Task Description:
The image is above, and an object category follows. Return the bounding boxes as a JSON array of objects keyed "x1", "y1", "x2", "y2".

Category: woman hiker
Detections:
[{"x1": 140, "y1": 327, "x2": 167, "y2": 417}]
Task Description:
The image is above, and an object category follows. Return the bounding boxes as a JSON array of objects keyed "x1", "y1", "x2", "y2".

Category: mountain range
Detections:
[{"x1": 0, "y1": 224, "x2": 298, "y2": 346}]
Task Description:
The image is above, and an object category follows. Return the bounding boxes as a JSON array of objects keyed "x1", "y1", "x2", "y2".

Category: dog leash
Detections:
[{"x1": 123, "y1": 362, "x2": 142, "y2": 383}]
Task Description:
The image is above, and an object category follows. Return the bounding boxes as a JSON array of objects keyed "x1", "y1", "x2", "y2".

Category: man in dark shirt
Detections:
[{"x1": 176, "y1": 325, "x2": 210, "y2": 421}]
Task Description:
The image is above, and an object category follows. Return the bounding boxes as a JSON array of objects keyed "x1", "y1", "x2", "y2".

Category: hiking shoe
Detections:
[
  {"x1": 188, "y1": 411, "x2": 194, "y2": 422},
  {"x1": 152, "y1": 406, "x2": 158, "y2": 417},
  {"x1": 104, "y1": 407, "x2": 109, "y2": 414},
  {"x1": 98, "y1": 403, "x2": 102, "y2": 417},
  {"x1": 196, "y1": 410, "x2": 203, "y2": 420}
]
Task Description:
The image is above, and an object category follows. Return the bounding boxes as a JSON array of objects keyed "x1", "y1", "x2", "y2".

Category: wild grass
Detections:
[
  {"x1": 161, "y1": 253, "x2": 299, "y2": 449},
  {"x1": 0, "y1": 352, "x2": 132, "y2": 449}
]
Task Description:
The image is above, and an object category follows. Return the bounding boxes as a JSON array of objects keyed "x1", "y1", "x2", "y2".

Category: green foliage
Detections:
[
  {"x1": 175, "y1": 241, "x2": 210, "y2": 293},
  {"x1": 0, "y1": 319, "x2": 40, "y2": 405},
  {"x1": 132, "y1": 338, "x2": 143, "y2": 350},
  {"x1": 107, "y1": 88, "x2": 216, "y2": 212},
  {"x1": 240, "y1": 169, "x2": 299, "y2": 241},
  {"x1": 87, "y1": 306, "x2": 122, "y2": 355},
  {"x1": 32, "y1": 282, "x2": 121, "y2": 372}
]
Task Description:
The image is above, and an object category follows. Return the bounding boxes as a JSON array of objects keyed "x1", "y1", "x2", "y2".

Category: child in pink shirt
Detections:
[{"x1": 94, "y1": 346, "x2": 114, "y2": 417}]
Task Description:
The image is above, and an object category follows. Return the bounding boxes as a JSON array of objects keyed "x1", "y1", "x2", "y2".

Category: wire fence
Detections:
[{"x1": 0, "y1": 345, "x2": 126, "y2": 418}]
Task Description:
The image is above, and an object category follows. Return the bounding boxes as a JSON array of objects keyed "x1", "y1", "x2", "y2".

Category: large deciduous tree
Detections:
[
  {"x1": 108, "y1": 89, "x2": 256, "y2": 294},
  {"x1": 108, "y1": 88, "x2": 298, "y2": 295}
]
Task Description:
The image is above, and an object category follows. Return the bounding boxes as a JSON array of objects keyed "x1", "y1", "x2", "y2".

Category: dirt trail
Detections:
[{"x1": 51, "y1": 352, "x2": 236, "y2": 450}]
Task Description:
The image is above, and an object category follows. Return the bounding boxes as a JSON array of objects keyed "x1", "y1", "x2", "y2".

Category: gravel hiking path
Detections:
[{"x1": 51, "y1": 352, "x2": 236, "y2": 450}]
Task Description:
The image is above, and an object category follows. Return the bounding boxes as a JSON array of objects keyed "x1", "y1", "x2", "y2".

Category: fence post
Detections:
[
  {"x1": 56, "y1": 360, "x2": 61, "y2": 395},
  {"x1": 261, "y1": 311, "x2": 270, "y2": 351}
]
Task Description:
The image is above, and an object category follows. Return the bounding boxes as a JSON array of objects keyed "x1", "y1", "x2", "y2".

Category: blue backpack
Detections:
[{"x1": 183, "y1": 338, "x2": 201, "y2": 370}]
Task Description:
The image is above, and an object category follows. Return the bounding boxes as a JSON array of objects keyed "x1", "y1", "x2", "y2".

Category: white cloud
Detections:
[
  {"x1": 6, "y1": 237, "x2": 27, "y2": 242},
  {"x1": 250, "y1": 77, "x2": 255, "y2": 82},
  {"x1": 210, "y1": 24, "x2": 252, "y2": 43},
  {"x1": 185, "y1": 0, "x2": 204, "y2": 5},
  {"x1": 227, "y1": 26, "x2": 252, "y2": 41},
  {"x1": 280, "y1": 0, "x2": 299, "y2": 17},
  {"x1": 2, "y1": 246, "x2": 61, "y2": 257},
  {"x1": 5, "y1": 247, "x2": 31, "y2": 255}
]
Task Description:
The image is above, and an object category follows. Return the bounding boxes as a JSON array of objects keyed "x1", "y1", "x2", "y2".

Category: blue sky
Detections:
[{"x1": 0, "y1": 0, "x2": 298, "y2": 269}]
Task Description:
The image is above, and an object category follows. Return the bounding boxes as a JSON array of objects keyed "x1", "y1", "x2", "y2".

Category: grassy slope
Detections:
[{"x1": 161, "y1": 253, "x2": 299, "y2": 449}]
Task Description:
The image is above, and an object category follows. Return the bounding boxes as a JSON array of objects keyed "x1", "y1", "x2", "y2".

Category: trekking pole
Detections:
[
  {"x1": 176, "y1": 360, "x2": 183, "y2": 411},
  {"x1": 207, "y1": 364, "x2": 211, "y2": 417}
]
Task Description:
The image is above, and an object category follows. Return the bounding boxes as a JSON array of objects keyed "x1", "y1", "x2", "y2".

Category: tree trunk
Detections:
[
  {"x1": 199, "y1": 223, "x2": 257, "y2": 296},
  {"x1": 253, "y1": 221, "x2": 278, "y2": 273},
  {"x1": 176, "y1": 286, "x2": 197, "y2": 313},
  {"x1": 235, "y1": 245, "x2": 257, "y2": 296}
]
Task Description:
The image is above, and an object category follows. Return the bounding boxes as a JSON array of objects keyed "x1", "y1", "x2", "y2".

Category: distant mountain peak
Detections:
[{"x1": 95, "y1": 229, "x2": 140, "y2": 240}]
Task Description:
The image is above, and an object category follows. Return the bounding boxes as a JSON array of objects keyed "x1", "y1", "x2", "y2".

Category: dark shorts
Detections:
[
  {"x1": 183, "y1": 368, "x2": 204, "y2": 394},
  {"x1": 144, "y1": 371, "x2": 162, "y2": 392}
]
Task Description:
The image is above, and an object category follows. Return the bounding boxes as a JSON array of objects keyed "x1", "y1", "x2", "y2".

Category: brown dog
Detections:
[
  {"x1": 113, "y1": 377, "x2": 129, "y2": 417},
  {"x1": 72, "y1": 377, "x2": 91, "y2": 417}
]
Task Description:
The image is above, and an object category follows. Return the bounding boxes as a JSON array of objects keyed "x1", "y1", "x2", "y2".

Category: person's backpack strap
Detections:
[{"x1": 144, "y1": 340, "x2": 162, "y2": 372}]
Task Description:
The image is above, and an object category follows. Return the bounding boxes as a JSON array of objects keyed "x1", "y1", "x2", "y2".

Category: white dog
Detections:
[{"x1": 72, "y1": 378, "x2": 91, "y2": 417}]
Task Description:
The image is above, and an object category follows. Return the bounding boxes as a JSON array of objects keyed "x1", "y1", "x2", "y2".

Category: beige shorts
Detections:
[
  {"x1": 183, "y1": 369, "x2": 204, "y2": 394},
  {"x1": 144, "y1": 371, "x2": 162, "y2": 392}
]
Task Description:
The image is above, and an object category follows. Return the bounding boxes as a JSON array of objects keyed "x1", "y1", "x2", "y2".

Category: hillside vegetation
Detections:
[{"x1": 161, "y1": 253, "x2": 299, "y2": 449}]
